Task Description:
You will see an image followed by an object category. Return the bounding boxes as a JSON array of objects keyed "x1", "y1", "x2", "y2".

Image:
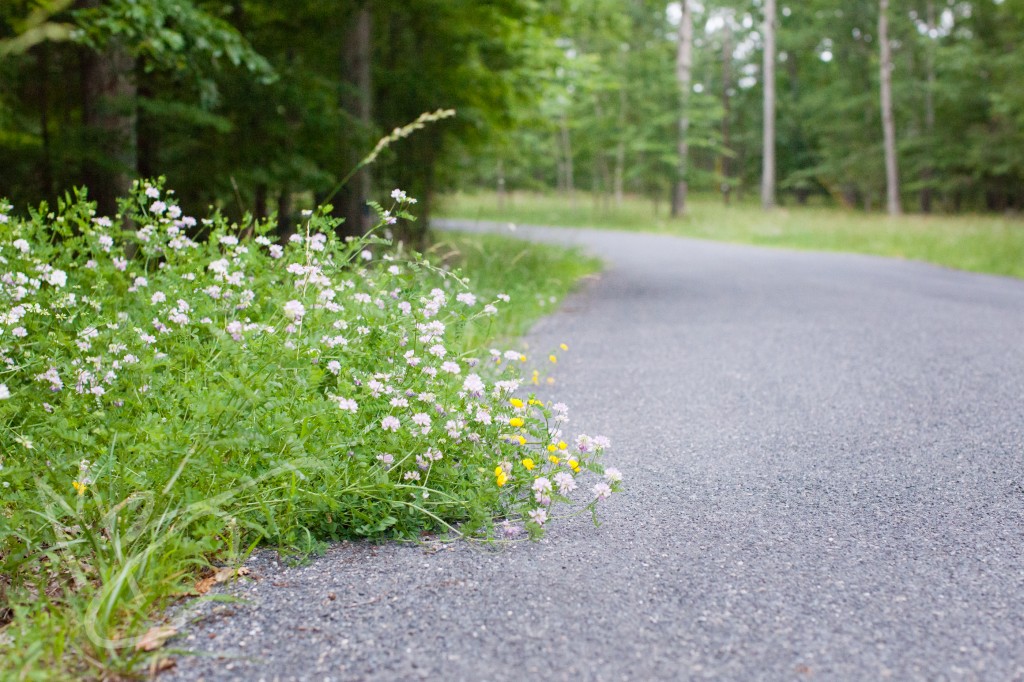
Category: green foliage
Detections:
[
  {"x1": 0, "y1": 0, "x2": 74, "y2": 57},
  {"x1": 72, "y1": 0, "x2": 274, "y2": 83},
  {"x1": 0, "y1": 181, "x2": 615, "y2": 677},
  {"x1": 7, "y1": 0, "x2": 1023, "y2": 224}
]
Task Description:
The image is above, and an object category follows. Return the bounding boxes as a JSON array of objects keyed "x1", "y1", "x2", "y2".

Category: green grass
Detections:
[
  {"x1": 427, "y1": 231, "x2": 602, "y2": 348},
  {"x1": 0, "y1": 208, "x2": 602, "y2": 681},
  {"x1": 438, "y1": 190, "x2": 1024, "y2": 279}
]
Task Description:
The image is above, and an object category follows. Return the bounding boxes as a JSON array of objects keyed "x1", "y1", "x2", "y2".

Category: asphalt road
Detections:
[{"x1": 169, "y1": 221, "x2": 1024, "y2": 681}]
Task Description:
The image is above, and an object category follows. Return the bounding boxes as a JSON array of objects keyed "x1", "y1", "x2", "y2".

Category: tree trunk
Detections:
[
  {"x1": 879, "y1": 0, "x2": 902, "y2": 215},
  {"x1": 410, "y1": 146, "x2": 436, "y2": 251},
  {"x1": 671, "y1": 0, "x2": 693, "y2": 218},
  {"x1": 254, "y1": 183, "x2": 268, "y2": 220},
  {"x1": 721, "y1": 19, "x2": 733, "y2": 206},
  {"x1": 136, "y1": 79, "x2": 158, "y2": 181},
  {"x1": 613, "y1": 86, "x2": 627, "y2": 207},
  {"x1": 496, "y1": 158, "x2": 506, "y2": 211},
  {"x1": 920, "y1": 0, "x2": 936, "y2": 213},
  {"x1": 761, "y1": 0, "x2": 777, "y2": 209},
  {"x1": 37, "y1": 43, "x2": 53, "y2": 199},
  {"x1": 593, "y1": 94, "x2": 613, "y2": 210},
  {"x1": 338, "y1": 4, "x2": 373, "y2": 236},
  {"x1": 277, "y1": 188, "x2": 293, "y2": 238},
  {"x1": 556, "y1": 130, "x2": 566, "y2": 193},
  {"x1": 613, "y1": 140, "x2": 626, "y2": 207},
  {"x1": 559, "y1": 115, "x2": 576, "y2": 207},
  {"x1": 82, "y1": 32, "x2": 137, "y2": 216},
  {"x1": 600, "y1": 156, "x2": 612, "y2": 210}
]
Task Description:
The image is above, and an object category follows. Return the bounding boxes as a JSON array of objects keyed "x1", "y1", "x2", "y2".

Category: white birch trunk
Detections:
[
  {"x1": 671, "y1": 0, "x2": 693, "y2": 218},
  {"x1": 880, "y1": 0, "x2": 902, "y2": 215},
  {"x1": 921, "y1": 0, "x2": 936, "y2": 213},
  {"x1": 761, "y1": 0, "x2": 777, "y2": 209}
]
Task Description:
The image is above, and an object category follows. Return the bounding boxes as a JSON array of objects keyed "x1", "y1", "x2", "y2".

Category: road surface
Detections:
[{"x1": 169, "y1": 221, "x2": 1024, "y2": 680}]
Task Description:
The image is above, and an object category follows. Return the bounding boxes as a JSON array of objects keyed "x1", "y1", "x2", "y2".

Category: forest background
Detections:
[{"x1": 1, "y1": 0, "x2": 1023, "y2": 239}]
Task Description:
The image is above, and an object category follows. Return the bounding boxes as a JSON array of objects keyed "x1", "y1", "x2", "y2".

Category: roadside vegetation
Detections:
[
  {"x1": 0, "y1": 182, "x2": 609, "y2": 679},
  {"x1": 441, "y1": 191, "x2": 1024, "y2": 279}
]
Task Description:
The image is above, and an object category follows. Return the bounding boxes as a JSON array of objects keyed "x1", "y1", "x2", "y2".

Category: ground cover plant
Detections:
[
  {"x1": 440, "y1": 191, "x2": 1024, "y2": 280},
  {"x1": 0, "y1": 181, "x2": 614, "y2": 678}
]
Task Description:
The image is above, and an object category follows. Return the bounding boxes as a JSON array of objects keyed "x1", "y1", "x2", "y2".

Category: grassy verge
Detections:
[
  {"x1": 439, "y1": 190, "x2": 1024, "y2": 279},
  {"x1": 427, "y1": 231, "x2": 601, "y2": 349},
  {"x1": 0, "y1": 186, "x2": 606, "y2": 680}
]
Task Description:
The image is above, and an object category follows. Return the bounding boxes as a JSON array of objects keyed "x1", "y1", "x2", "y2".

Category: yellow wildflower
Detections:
[
  {"x1": 568, "y1": 459, "x2": 580, "y2": 473},
  {"x1": 560, "y1": 343, "x2": 569, "y2": 351},
  {"x1": 521, "y1": 458, "x2": 535, "y2": 471},
  {"x1": 528, "y1": 398, "x2": 543, "y2": 406},
  {"x1": 549, "y1": 354, "x2": 557, "y2": 364},
  {"x1": 549, "y1": 455, "x2": 561, "y2": 464},
  {"x1": 72, "y1": 481, "x2": 87, "y2": 496},
  {"x1": 494, "y1": 466, "x2": 508, "y2": 487},
  {"x1": 546, "y1": 377, "x2": 555, "y2": 385},
  {"x1": 510, "y1": 398, "x2": 524, "y2": 408},
  {"x1": 557, "y1": 441, "x2": 568, "y2": 450},
  {"x1": 547, "y1": 444, "x2": 557, "y2": 452},
  {"x1": 509, "y1": 417, "x2": 524, "y2": 428},
  {"x1": 519, "y1": 354, "x2": 527, "y2": 363},
  {"x1": 517, "y1": 435, "x2": 526, "y2": 446}
]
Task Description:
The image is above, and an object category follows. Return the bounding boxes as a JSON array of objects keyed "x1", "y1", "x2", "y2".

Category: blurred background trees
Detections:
[{"x1": 1, "y1": 0, "x2": 1023, "y2": 232}]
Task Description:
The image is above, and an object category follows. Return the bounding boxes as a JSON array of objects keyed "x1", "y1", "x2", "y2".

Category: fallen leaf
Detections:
[
  {"x1": 136, "y1": 625, "x2": 178, "y2": 652},
  {"x1": 149, "y1": 657, "x2": 176, "y2": 675},
  {"x1": 195, "y1": 566, "x2": 251, "y2": 594}
]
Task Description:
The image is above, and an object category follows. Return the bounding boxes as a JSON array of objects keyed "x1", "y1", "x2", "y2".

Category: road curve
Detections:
[{"x1": 169, "y1": 221, "x2": 1024, "y2": 681}]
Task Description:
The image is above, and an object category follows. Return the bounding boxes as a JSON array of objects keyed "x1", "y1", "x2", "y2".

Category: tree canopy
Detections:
[{"x1": 1, "y1": 0, "x2": 1022, "y2": 227}]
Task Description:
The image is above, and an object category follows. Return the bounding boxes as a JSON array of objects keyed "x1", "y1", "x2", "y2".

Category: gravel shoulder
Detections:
[{"x1": 168, "y1": 221, "x2": 1024, "y2": 681}]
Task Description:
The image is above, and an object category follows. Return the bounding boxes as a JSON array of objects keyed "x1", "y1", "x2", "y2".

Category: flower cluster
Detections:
[{"x1": 0, "y1": 179, "x2": 620, "y2": 544}]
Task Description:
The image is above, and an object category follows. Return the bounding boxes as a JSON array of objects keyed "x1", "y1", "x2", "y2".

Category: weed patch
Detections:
[{"x1": 0, "y1": 181, "x2": 614, "y2": 677}]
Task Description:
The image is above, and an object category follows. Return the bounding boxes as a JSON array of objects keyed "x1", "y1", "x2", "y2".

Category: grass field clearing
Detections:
[{"x1": 439, "y1": 191, "x2": 1024, "y2": 279}]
